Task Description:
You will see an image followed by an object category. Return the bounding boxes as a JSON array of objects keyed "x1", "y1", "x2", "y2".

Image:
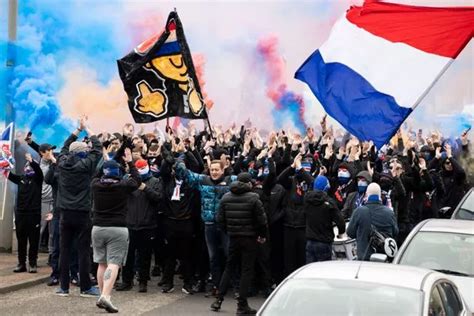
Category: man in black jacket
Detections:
[
  {"x1": 159, "y1": 154, "x2": 199, "y2": 295},
  {"x1": 55, "y1": 117, "x2": 102, "y2": 297},
  {"x1": 117, "y1": 159, "x2": 162, "y2": 293},
  {"x1": 277, "y1": 153, "x2": 314, "y2": 277},
  {"x1": 211, "y1": 172, "x2": 267, "y2": 315},
  {"x1": 304, "y1": 175, "x2": 345, "y2": 263},
  {"x1": 8, "y1": 153, "x2": 43, "y2": 273}
]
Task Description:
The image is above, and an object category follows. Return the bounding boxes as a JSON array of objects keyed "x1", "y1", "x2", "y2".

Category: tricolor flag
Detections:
[
  {"x1": 295, "y1": 1, "x2": 474, "y2": 148},
  {"x1": 0, "y1": 123, "x2": 15, "y2": 176}
]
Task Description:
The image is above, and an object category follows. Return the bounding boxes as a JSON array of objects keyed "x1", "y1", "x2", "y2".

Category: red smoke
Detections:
[
  {"x1": 193, "y1": 53, "x2": 214, "y2": 110},
  {"x1": 257, "y1": 35, "x2": 307, "y2": 131}
]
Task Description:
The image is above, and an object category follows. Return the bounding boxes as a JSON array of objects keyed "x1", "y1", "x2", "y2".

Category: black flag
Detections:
[{"x1": 117, "y1": 11, "x2": 208, "y2": 123}]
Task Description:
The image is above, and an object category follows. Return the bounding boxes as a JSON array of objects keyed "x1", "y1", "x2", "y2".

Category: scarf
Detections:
[{"x1": 171, "y1": 179, "x2": 183, "y2": 201}]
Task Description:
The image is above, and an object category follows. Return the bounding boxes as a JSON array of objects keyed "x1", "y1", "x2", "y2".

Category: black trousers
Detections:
[
  {"x1": 59, "y1": 211, "x2": 92, "y2": 291},
  {"x1": 122, "y1": 229, "x2": 155, "y2": 284},
  {"x1": 162, "y1": 218, "x2": 194, "y2": 286},
  {"x1": 283, "y1": 227, "x2": 306, "y2": 277},
  {"x1": 218, "y1": 236, "x2": 258, "y2": 300},
  {"x1": 254, "y1": 234, "x2": 272, "y2": 291},
  {"x1": 269, "y1": 218, "x2": 285, "y2": 284},
  {"x1": 15, "y1": 214, "x2": 41, "y2": 266}
]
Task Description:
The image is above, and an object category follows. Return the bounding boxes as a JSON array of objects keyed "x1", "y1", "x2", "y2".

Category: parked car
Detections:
[
  {"x1": 391, "y1": 219, "x2": 474, "y2": 313},
  {"x1": 450, "y1": 188, "x2": 474, "y2": 220},
  {"x1": 257, "y1": 261, "x2": 470, "y2": 316}
]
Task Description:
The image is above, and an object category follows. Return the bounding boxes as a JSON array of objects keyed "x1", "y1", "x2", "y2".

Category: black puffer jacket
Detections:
[
  {"x1": 304, "y1": 190, "x2": 345, "y2": 243},
  {"x1": 127, "y1": 175, "x2": 162, "y2": 230},
  {"x1": 217, "y1": 181, "x2": 267, "y2": 237}
]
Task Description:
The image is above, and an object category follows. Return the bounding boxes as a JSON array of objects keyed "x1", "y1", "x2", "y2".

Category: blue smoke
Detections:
[
  {"x1": 272, "y1": 91, "x2": 306, "y2": 134},
  {"x1": 6, "y1": 0, "x2": 129, "y2": 146}
]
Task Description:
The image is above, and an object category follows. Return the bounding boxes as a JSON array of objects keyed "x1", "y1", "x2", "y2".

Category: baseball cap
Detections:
[{"x1": 39, "y1": 143, "x2": 56, "y2": 152}]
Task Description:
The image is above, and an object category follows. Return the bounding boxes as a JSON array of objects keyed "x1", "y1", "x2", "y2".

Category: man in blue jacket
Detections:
[
  {"x1": 347, "y1": 183, "x2": 398, "y2": 261},
  {"x1": 186, "y1": 160, "x2": 237, "y2": 295}
]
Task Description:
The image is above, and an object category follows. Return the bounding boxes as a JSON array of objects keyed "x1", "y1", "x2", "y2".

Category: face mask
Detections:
[
  {"x1": 24, "y1": 166, "x2": 35, "y2": 177},
  {"x1": 357, "y1": 180, "x2": 368, "y2": 194},
  {"x1": 76, "y1": 152, "x2": 88, "y2": 159},
  {"x1": 138, "y1": 165, "x2": 150, "y2": 176},
  {"x1": 301, "y1": 161, "x2": 312, "y2": 173},
  {"x1": 338, "y1": 169, "x2": 351, "y2": 184}
]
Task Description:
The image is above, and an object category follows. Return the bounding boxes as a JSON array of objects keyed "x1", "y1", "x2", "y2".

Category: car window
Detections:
[
  {"x1": 429, "y1": 286, "x2": 446, "y2": 316},
  {"x1": 399, "y1": 232, "x2": 474, "y2": 276},
  {"x1": 260, "y1": 279, "x2": 422, "y2": 316},
  {"x1": 454, "y1": 191, "x2": 474, "y2": 220},
  {"x1": 439, "y1": 282, "x2": 463, "y2": 316}
]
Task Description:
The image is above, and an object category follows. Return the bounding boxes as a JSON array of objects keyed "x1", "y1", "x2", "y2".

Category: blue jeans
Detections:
[
  {"x1": 204, "y1": 224, "x2": 229, "y2": 288},
  {"x1": 306, "y1": 240, "x2": 333, "y2": 264}
]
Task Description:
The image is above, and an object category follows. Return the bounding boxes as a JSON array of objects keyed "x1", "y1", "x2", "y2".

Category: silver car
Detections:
[
  {"x1": 258, "y1": 261, "x2": 470, "y2": 316},
  {"x1": 392, "y1": 219, "x2": 474, "y2": 312}
]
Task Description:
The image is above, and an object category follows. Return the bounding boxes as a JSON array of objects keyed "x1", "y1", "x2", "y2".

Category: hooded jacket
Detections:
[
  {"x1": 8, "y1": 160, "x2": 43, "y2": 214},
  {"x1": 217, "y1": 181, "x2": 267, "y2": 237},
  {"x1": 347, "y1": 200, "x2": 399, "y2": 261},
  {"x1": 57, "y1": 133, "x2": 102, "y2": 212},
  {"x1": 304, "y1": 190, "x2": 345, "y2": 243},
  {"x1": 126, "y1": 175, "x2": 162, "y2": 230},
  {"x1": 277, "y1": 166, "x2": 314, "y2": 228}
]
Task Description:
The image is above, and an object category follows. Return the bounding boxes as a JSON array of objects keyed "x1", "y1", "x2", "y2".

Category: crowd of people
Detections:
[{"x1": 6, "y1": 114, "x2": 471, "y2": 314}]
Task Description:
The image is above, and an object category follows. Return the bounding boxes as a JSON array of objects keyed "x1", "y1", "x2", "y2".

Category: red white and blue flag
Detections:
[
  {"x1": 295, "y1": 0, "x2": 474, "y2": 148},
  {"x1": 0, "y1": 123, "x2": 15, "y2": 176}
]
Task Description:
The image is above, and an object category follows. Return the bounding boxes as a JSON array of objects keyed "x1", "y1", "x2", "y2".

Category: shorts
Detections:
[{"x1": 92, "y1": 226, "x2": 129, "y2": 266}]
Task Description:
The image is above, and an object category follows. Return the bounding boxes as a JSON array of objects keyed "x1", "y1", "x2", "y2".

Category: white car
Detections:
[
  {"x1": 258, "y1": 261, "x2": 470, "y2": 316},
  {"x1": 392, "y1": 219, "x2": 474, "y2": 313}
]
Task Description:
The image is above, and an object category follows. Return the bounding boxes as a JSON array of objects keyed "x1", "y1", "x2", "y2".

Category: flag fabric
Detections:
[
  {"x1": 118, "y1": 11, "x2": 208, "y2": 123},
  {"x1": 0, "y1": 123, "x2": 15, "y2": 176},
  {"x1": 295, "y1": 1, "x2": 474, "y2": 148}
]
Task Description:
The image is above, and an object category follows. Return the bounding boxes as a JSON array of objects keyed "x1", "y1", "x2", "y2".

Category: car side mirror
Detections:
[{"x1": 370, "y1": 253, "x2": 388, "y2": 263}]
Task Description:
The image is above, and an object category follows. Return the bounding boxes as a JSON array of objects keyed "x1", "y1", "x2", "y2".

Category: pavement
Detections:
[
  {"x1": 0, "y1": 275, "x2": 265, "y2": 315},
  {"x1": 0, "y1": 252, "x2": 50, "y2": 294}
]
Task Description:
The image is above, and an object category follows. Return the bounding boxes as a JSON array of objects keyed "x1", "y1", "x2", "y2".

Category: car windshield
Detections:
[
  {"x1": 399, "y1": 232, "x2": 474, "y2": 277},
  {"x1": 260, "y1": 279, "x2": 422, "y2": 316},
  {"x1": 454, "y1": 191, "x2": 474, "y2": 220}
]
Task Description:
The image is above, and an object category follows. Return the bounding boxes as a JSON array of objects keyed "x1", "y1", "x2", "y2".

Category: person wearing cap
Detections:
[
  {"x1": 91, "y1": 149, "x2": 141, "y2": 313},
  {"x1": 211, "y1": 172, "x2": 267, "y2": 315},
  {"x1": 347, "y1": 183, "x2": 399, "y2": 261},
  {"x1": 55, "y1": 116, "x2": 102, "y2": 298},
  {"x1": 25, "y1": 135, "x2": 57, "y2": 256},
  {"x1": 304, "y1": 175, "x2": 345, "y2": 263},
  {"x1": 116, "y1": 159, "x2": 162, "y2": 293},
  {"x1": 341, "y1": 170, "x2": 372, "y2": 220},
  {"x1": 8, "y1": 153, "x2": 43, "y2": 273}
]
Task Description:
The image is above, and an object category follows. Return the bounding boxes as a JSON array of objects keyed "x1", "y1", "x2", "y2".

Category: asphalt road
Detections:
[{"x1": 0, "y1": 279, "x2": 265, "y2": 315}]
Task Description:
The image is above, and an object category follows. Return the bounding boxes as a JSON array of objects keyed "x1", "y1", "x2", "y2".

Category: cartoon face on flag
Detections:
[{"x1": 118, "y1": 12, "x2": 207, "y2": 123}]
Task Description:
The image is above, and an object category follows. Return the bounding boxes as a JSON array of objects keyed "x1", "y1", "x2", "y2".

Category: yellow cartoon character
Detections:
[{"x1": 134, "y1": 20, "x2": 205, "y2": 118}]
